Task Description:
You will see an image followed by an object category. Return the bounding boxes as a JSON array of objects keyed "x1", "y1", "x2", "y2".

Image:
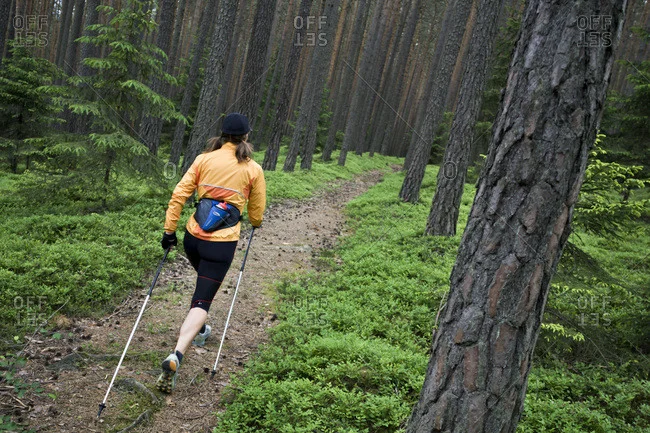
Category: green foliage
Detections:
[
  {"x1": 430, "y1": 111, "x2": 453, "y2": 164},
  {"x1": 214, "y1": 165, "x2": 650, "y2": 431},
  {"x1": 601, "y1": 28, "x2": 650, "y2": 173},
  {"x1": 214, "y1": 168, "x2": 470, "y2": 432},
  {"x1": 47, "y1": 0, "x2": 185, "y2": 190},
  {"x1": 574, "y1": 135, "x2": 649, "y2": 237},
  {"x1": 0, "y1": 151, "x2": 397, "y2": 349},
  {"x1": 520, "y1": 364, "x2": 650, "y2": 432},
  {"x1": 0, "y1": 41, "x2": 62, "y2": 173},
  {"x1": 0, "y1": 173, "x2": 166, "y2": 340},
  {"x1": 260, "y1": 149, "x2": 399, "y2": 200},
  {"x1": 0, "y1": 356, "x2": 40, "y2": 432}
]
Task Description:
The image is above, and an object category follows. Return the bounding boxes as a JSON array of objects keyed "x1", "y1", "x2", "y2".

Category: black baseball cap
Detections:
[{"x1": 222, "y1": 112, "x2": 252, "y2": 135}]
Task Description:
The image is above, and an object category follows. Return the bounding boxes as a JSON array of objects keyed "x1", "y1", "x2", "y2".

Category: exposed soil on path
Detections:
[{"x1": 16, "y1": 170, "x2": 385, "y2": 433}]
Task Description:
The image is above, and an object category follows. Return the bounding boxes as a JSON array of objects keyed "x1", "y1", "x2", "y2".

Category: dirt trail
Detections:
[{"x1": 19, "y1": 171, "x2": 384, "y2": 433}]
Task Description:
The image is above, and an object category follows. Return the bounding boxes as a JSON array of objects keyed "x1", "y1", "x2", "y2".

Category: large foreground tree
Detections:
[{"x1": 406, "y1": 0, "x2": 627, "y2": 432}]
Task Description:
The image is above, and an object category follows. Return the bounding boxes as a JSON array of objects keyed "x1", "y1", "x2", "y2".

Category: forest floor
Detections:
[{"x1": 17, "y1": 170, "x2": 386, "y2": 433}]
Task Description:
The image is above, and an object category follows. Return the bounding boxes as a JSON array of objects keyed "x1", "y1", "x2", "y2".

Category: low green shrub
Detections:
[
  {"x1": 0, "y1": 152, "x2": 399, "y2": 347},
  {"x1": 214, "y1": 167, "x2": 650, "y2": 432}
]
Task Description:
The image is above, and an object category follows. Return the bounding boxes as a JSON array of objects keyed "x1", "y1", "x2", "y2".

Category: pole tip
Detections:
[
  {"x1": 97, "y1": 403, "x2": 106, "y2": 418},
  {"x1": 210, "y1": 370, "x2": 216, "y2": 379}
]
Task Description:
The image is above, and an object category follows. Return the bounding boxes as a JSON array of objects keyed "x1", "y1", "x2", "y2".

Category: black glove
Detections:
[{"x1": 161, "y1": 232, "x2": 177, "y2": 250}]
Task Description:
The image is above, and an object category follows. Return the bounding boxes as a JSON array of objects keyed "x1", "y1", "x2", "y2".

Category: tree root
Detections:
[
  {"x1": 115, "y1": 378, "x2": 159, "y2": 405},
  {"x1": 115, "y1": 409, "x2": 152, "y2": 433}
]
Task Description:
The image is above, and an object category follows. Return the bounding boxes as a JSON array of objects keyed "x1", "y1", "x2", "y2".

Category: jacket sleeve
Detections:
[
  {"x1": 247, "y1": 166, "x2": 266, "y2": 227},
  {"x1": 164, "y1": 159, "x2": 199, "y2": 232}
]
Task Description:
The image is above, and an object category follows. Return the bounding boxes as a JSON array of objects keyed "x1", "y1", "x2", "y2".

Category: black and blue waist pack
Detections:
[{"x1": 194, "y1": 199, "x2": 241, "y2": 232}]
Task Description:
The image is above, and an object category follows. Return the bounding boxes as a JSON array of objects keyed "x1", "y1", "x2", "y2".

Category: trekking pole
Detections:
[
  {"x1": 210, "y1": 227, "x2": 256, "y2": 379},
  {"x1": 97, "y1": 248, "x2": 170, "y2": 418}
]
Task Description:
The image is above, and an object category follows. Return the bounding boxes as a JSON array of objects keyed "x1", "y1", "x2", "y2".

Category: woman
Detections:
[{"x1": 157, "y1": 113, "x2": 266, "y2": 393}]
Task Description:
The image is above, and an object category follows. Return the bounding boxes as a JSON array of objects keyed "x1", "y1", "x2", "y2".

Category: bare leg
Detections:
[{"x1": 174, "y1": 307, "x2": 207, "y2": 356}]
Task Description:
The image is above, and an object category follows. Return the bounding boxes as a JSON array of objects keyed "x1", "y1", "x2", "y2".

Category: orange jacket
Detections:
[{"x1": 164, "y1": 142, "x2": 266, "y2": 242}]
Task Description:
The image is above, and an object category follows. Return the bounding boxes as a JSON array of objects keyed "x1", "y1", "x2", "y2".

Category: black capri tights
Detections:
[{"x1": 183, "y1": 232, "x2": 237, "y2": 312}]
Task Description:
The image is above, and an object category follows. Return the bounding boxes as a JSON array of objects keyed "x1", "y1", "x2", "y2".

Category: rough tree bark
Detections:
[
  {"x1": 236, "y1": 0, "x2": 278, "y2": 128},
  {"x1": 426, "y1": 0, "x2": 505, "y2": 236},
  {"x1": 262, "y1": 0, "x2": 311, "y2": 171},
  {"x1": 138, "y1": 0, "x2": 176, "y2": 154},
  {"x1": 406, "y1": 1, "x2": 626, "y2": 432},
  {"x1": 398, "y1": 0, "x2": 473, "y2": 202},
  {"x1": 169, "y1": 0, "x2": 217, "y2": 166},
  {"x1": 182, "y1": 0, "x2": 238, "y2": 173}
]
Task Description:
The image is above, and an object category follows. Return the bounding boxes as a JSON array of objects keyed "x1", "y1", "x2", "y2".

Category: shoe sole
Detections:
[{"x1": 156, "y1": 359, "x2": 177, "y2": 394}]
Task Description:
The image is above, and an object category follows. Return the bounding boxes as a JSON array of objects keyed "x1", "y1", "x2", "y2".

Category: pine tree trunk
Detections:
[
  {"x1": 137, "y1": 0, "x2": 176, "y2": 154},
  {"x1": 299, "y1": 0, "x2": 341, "y2": 170},
  {"x1": 376, "y1": 0, "x2": 420, "y2": 156},
  {"x1": 262, "y1": 0, "x2": 311, "y2": 171},
  {"x1": 283, "y1": 0, "x2": 340, "y2": 172},
  {"x1": 398, "y1": 0, "x2": 473, "y2": 202},
  {"x1": 64, "y1": 0, "x2": 85, "y2": 75},
  {"x1": 445, "y1": 3, "x2": 477, "y2": 111},
  {"x1": 258, "y1": 44, "x2": 283, "y2": 143},
  {"x1": 0, "y1": 0, "x2": 12, "y2": 61},
  {"x1": 322, "y1": 0, "x2": 369, "y2": 162},
  {"x1": 426, "y1": 0, "x2": 506, "y2": 236},
  {"x1": 406, "y1": 1, "x2": 626, "y2": 431},
  {"x1": 55, "y1": 0, "x2": 74, "y2": 68},
  {"x1": 182, "y1": 0, "x2": 239, "y2": 173},
  {"x1": 337, "y1": 1, "x2": 383, "y2": 165},
  {"x1": 79, "y1": 0, "x2": 100, "y2": 76},
  {"x1": 169, "y1": 0, "x2": 217, "y2": 166},
  {"x1": 215, "y1": 0, "x2": 248, "y2": 131},
  {"x1": 359, "y1": 0, "x2": 399, "y2": 156},
  {"x1": 236, "y1": 0, "x2": 277, "y2": 127},
  {"x1": 167, "y1": 0, "x2": 187, "y2": 78}
]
